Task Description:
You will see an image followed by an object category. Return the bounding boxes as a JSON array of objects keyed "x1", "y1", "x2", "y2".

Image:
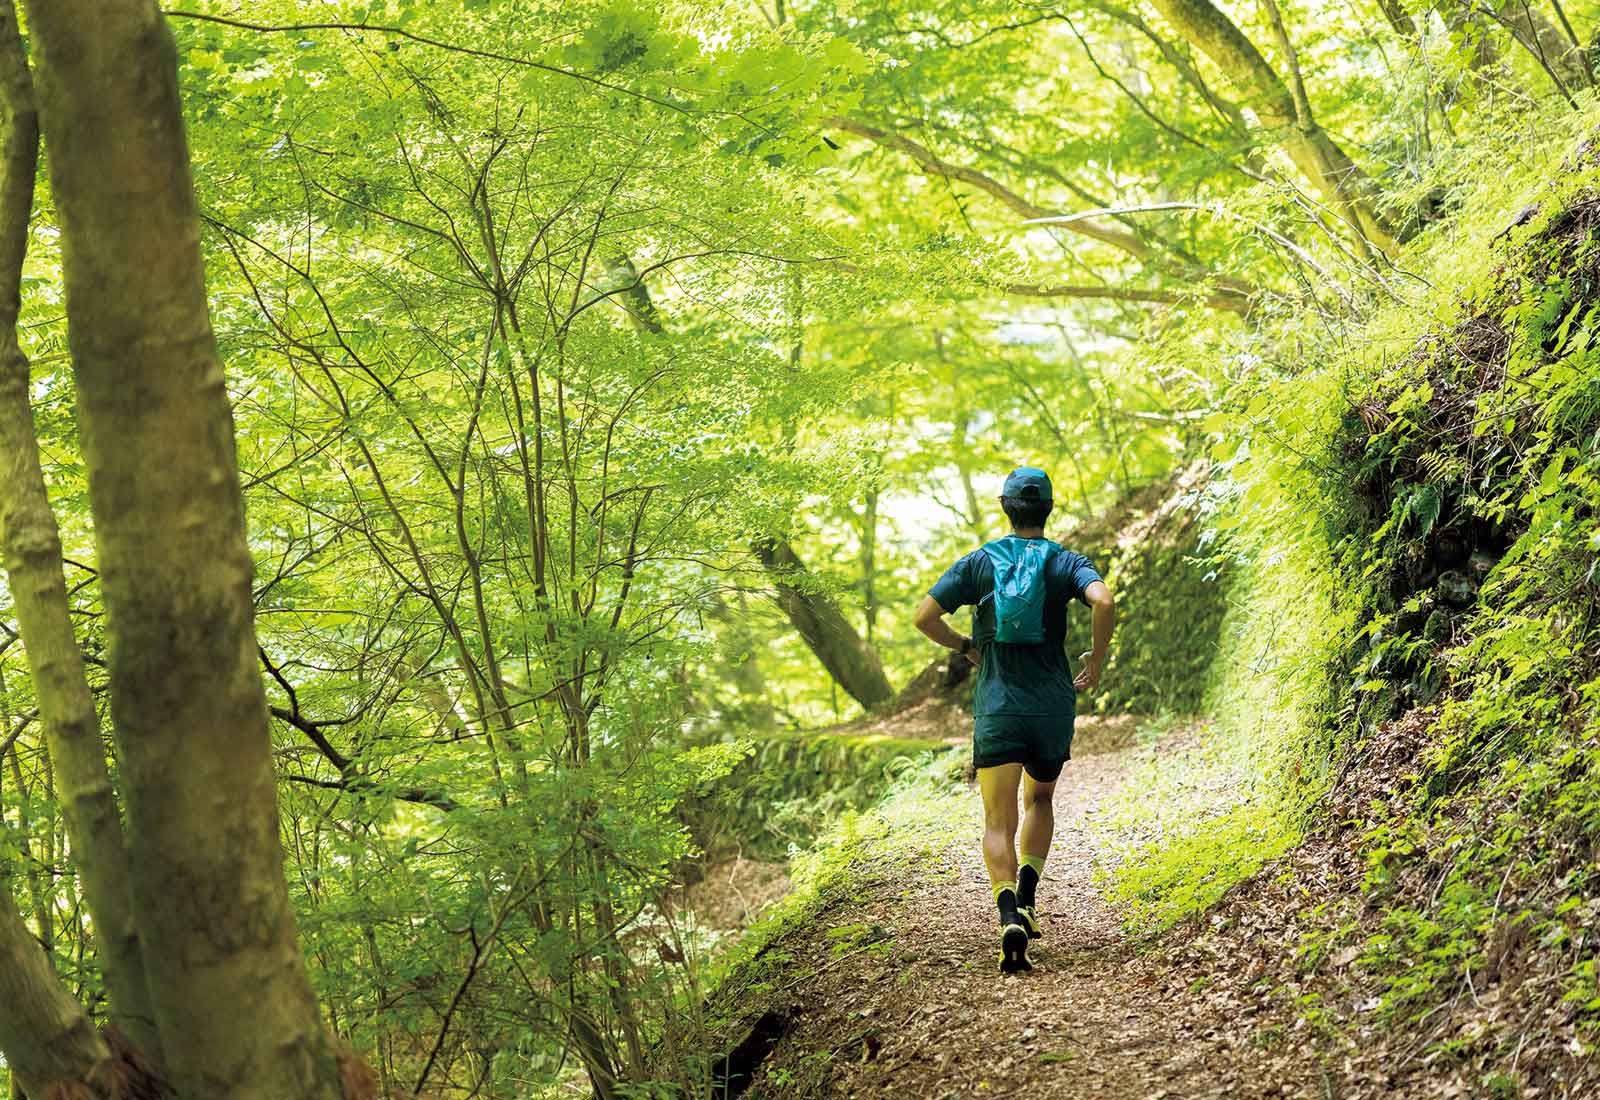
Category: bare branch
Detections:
[{"x1": 1003, "y1": 282, "x2": 1250, "y2": 312}]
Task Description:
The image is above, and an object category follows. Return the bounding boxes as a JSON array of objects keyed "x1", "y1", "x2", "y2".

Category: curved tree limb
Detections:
[
  {"x1": 828, "y1": 115, "x2": 1258, "y2": 307},
  {"x1": 261, "y1": 645, "x2": 461, "y2": 813},
  {"x1": 1146, "y1": 0, "x2": 1405, "y2": 254},
  {"x1": 1003, "y1": 282, "x2": 1251, "y2": 312}
]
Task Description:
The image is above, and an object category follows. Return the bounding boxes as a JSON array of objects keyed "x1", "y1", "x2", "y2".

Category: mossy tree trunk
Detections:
[
  {"x1": 0, "y1": 3, "x2": 163, "y2": 1064},
  {"x1": 753, "y1": 538, "x2": 895, "y2": 709},
  {"x1": 1148, "y1": 0, "x2": 1404, "y2": 254},
  {"x1": 17, "y1": 2, "x2": 344, "y2": 1097},
  {"x1": 0, "y1": 887, "x2": 110, "y2": 1097}
]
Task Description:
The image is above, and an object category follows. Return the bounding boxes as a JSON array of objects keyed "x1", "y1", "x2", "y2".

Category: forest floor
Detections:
[{"x1": 725, "y1": 715, "x2": 1333, "y2": 1099}]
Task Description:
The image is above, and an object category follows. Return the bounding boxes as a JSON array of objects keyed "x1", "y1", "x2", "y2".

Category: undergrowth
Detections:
[
  {"x1": 676, "y1": 750, "x2": 966, "y2": 1082},
  {"x1": 682, "y1": 728, "x2": 948, "y2": 863}
]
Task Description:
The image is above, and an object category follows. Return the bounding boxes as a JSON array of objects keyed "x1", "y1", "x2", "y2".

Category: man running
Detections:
[{"x1": 913, "y1": 466, "x2": 1116, "y2": 973}]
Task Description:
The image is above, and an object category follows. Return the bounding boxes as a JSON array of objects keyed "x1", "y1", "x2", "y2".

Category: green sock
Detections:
[
  {"x1": 993, "y1": 879, "x2": 1019, "y2": 926},
  {"x1": 1018, "y1": 854, "x2": 1045, "y2": 909}
]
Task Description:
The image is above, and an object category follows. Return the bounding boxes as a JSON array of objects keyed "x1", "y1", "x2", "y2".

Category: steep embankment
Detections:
[
  {"x1": 1061, "y1": 462, "x2": 1228, "y2": 717},
  {"x1": 1101, "y1": 144, "x2": 1600, "y2": 1094},
  {"x1": 1165, "y1": 177, "x2": 1600, "y2": 1094}
]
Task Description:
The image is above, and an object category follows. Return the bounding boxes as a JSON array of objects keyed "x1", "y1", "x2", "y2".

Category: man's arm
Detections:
[
  {"x1": 914, "y1": 596, "x2": 979, "y2": 666},
  {"x1": 1074, "y1": 580, "x2": 1115, "y2": 691}
]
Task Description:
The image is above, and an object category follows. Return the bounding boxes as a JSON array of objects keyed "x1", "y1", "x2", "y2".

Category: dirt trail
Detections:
[{"x1": 741, "y1": 719, "x2": 1319, "y2": 1098}]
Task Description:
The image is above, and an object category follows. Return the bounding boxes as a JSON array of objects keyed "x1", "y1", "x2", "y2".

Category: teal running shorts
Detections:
[{"x1": 972, "y1": 713, "x2": 1075, "y2": 781}]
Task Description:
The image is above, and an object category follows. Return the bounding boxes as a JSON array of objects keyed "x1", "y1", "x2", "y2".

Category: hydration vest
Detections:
[{"x1": 980, "y1": 537, "x2": 1060, "y2": 644}]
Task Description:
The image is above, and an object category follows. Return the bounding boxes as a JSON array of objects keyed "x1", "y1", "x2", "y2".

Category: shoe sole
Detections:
[
  {"x1": 1017, "y1": 906, "x2": 1042, "y2": 940},
  {"x1": 999, "y1": 923, "x2": 1032, "y2": 973}
]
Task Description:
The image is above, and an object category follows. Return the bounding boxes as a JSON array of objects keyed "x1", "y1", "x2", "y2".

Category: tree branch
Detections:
[
  {"x1": 261, "y1": 647, "x2": 460, "y2": 812},
  {"x1": 162, "y1": 10, "x2": 692, "y2": 114},
  {"x1": 829, "y1": 115, "x2": 1259, "y2": 305},
  {"x1": 1003, "y1": 282, "x2": 1249, "y2": 312},
  {"x1": 282, "y1": 773, "x2": 460, "y2": 813}
]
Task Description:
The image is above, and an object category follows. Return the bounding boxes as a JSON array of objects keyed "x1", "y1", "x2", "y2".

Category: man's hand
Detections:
[
  {"x1": 1074, "y1": 650, "x2": 1104, "y2": 691},
  {"x1": 965, "y1": 641, "x2": 981, "y2": 667}
]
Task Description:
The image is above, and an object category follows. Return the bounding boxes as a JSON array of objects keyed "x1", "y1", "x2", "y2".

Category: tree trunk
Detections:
[
  {"x1": 1148, "y1": 0, "x2": 1405, "y2": 253},
  {"x1": 18, "y1": 3, "x2": 343, "y2": 1098},
  {"x1": 752, "y1": 538, "x2": 895, "y2": 709},
  {"x1": 0, "y1": 885, "x2": 108, "y2": 1098},
  {"x1": 0, "y1": 5, "x2": 162, "y2": 1062},
  {"x1": 1376, "y1": 0, "x2": 1418, "y2": 37},
  {"x1": 861, "y1": 487, "x2": 879, "y2": 646},
  {"x1": 1488, "y1": 0, "x2": 1591, "y2": 95},
  {"x1": 603, "y1": 255, "x2": 664, "y2": 334}
]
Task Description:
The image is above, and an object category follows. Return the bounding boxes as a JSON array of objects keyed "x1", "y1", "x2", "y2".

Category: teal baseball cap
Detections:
[{"x1": 1002, "y1": 466, "x2": 1053, "y2": 501}]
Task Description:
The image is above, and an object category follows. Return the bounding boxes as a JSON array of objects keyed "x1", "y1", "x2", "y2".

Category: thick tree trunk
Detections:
[
  {"x1": 0, "y1": 5, "x2": 161, "y2": 1062},
  {"x1": 604, "y1": 255, "x2": 664, "y2": 334},
  {"x1": 18, "y1": 4, "x2": 343, "y2": 1098},
  {"x1": 1487, "y1": 0, "x2": 1591, "y2": 95},
  {"x1": 0, "y1": 886, "x2": 108, "y2": 1097},
  {"x1": 1376, "y1": 0, "x2": 1418, "y2": 37},
  {"x1": 1148, "y1": 0, "x2": 1404, "y2": 253},
  {"x1": 753, "y1": 538, "x2": 895, "y2": 709}
]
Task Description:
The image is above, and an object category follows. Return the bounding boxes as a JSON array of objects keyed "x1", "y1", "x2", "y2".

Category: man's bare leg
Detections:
[
  {"x1": 976, "y1": 763, "x2": 1023, "y2": 888},
  {"x1": 1019, "y1": 772, "x2": 1056, "y2": 870},
  {"x1": 976, "y1": 763, "x2": 1032, "y2": 972},
  {"x1": 1017, "y1": 773, "x2": 1056, "y2": 934}
]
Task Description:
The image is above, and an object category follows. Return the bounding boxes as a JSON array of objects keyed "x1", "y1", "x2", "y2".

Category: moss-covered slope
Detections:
[
  {"x1": 1062, "y1": 462, "x2": 1229, "y2": 716},
  {"x1": 1105, "y1": 135, "x2": 1600, "y2": 1095}
]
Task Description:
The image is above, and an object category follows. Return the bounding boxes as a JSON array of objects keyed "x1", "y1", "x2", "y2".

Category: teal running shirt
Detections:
[{"x1": 927, "y1": 536, "x2": 1102, "y2": 718}]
